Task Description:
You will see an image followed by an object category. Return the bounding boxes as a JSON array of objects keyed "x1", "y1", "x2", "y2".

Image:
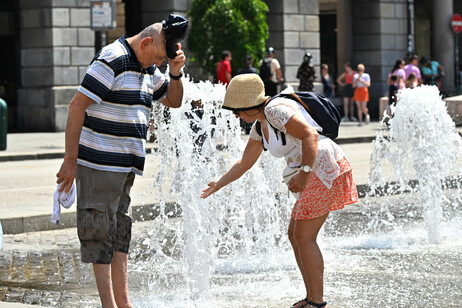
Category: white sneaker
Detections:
[
  {"x1": 365, "y1": 114, "x2": 370, "y2": 124},
  {"x1": 341, "y1": 117, "x2": 349, "y2": 122},
  {"x1": 358, "y1": 122, "x2": 364, "y2": 126},
  {"x1": 350, "y1": 116, "x2": 358, "y2": 122}
]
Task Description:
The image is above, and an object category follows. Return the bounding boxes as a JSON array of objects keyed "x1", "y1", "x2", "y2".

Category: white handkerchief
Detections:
[{"x1": 50, "y1": 182, "x2": 76, "y2": 225}]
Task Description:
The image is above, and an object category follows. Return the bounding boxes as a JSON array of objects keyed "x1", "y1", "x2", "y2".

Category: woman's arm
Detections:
[
  {"x1": 360, "y1": 75, "x2": 371, "y2": 87},
  {"x1": 284, "y1": 114, "x2": 318, "y2": 193},
  {"x1": 201, "y1": 137, "x2": 264, "y2": 198}
]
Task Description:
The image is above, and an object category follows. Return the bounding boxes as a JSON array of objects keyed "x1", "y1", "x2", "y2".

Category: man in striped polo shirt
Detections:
[{"x1": 56, "y1": 15, "x2": 188, "y2": 307}]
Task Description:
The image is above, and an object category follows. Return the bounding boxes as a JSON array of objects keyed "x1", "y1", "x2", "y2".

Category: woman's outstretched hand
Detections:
[{"x1": 201, "y1": 181, "x2": 219, "y2": 199}]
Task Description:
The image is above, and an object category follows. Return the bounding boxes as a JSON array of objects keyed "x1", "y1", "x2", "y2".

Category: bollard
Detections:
[{"x1": 0, "y1": 98, "x2": 6, "y2": 150}]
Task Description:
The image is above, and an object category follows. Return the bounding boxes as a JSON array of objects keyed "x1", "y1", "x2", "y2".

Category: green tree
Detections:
[{"x1": 188, "y1": 0, "x2": 269, "y2": 78}]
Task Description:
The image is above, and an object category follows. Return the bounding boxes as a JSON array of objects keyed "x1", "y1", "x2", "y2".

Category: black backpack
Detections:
[
  {"x1": 259, "y1": 60, "x2": 272, "y2": 81},
  {"x1": 256, "y1": 92, "x2": 341, "y2": 150}
]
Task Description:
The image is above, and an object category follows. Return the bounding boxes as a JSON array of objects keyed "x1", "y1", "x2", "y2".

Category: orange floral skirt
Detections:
[{"x1": 291, "y1": 158, "x2": 358, "y2": 220}]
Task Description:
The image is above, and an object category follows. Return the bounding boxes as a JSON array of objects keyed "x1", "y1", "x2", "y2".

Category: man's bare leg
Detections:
[
  {"x1": 111, "y1": 251, "x2": 133, "y2": 308},
  {"x1": 93, "y1": 263, "x2": 117, "y2": 308}
]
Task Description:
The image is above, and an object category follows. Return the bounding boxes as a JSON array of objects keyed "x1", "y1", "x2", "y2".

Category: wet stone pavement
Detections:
[{"x1": 0, "y1": 222, "x2": 154, "y2": 307}]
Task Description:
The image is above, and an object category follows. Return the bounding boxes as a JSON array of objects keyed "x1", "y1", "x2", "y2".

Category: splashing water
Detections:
[
  {"x1": 369, "y1": 85, "x2": 462, "y2": 243},
  {"x1": 135, "y1": 75, "x2": 295, "y2": 304}
]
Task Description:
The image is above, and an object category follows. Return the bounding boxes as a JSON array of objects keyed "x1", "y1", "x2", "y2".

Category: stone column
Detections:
[
  {"x1": 265, "y1": 0, "x2": 320, "y2": 89},
  {"x1": 337, "y1": 0, "x2": 353, "y2": 75},
  {"x1": 433, "y1": 0, "x2": 455, "y2": 92},
  {"x1": 18, "y1": 0, "x2": 95, "y2": 132}
]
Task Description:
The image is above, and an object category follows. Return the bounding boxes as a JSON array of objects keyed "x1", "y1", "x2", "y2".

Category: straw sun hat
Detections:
[{"x1": 222, "y1": 74, "x2": 269, "y2": 111}]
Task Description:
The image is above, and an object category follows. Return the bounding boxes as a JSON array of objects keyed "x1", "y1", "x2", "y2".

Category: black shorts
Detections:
[{"x1": 343, "y1": 84, "x2": 354, "y2": 98}]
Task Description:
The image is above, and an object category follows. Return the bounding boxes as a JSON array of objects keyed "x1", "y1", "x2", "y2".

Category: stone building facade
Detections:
[{"x1": 0, "y1": 0, "x2": 461, "y2": 132}]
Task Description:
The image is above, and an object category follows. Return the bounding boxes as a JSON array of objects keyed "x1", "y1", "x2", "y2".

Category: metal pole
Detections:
[
  {"x1": 455, "y1": 33, "x2": 459, "y2": 92},
  {"x1": 406, "y1": 0, "x2": 413, "y2": 59}
]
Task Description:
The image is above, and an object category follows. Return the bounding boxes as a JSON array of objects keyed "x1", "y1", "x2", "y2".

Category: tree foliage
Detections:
[{"x1": 188, "y1": 0, "x2": 269, "y2": 77}]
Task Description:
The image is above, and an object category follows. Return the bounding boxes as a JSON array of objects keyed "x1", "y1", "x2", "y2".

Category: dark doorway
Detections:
[
  {"x1": 123, "y1": 0, "x2": 143, "y2": 36},
  {"x1": 320, "y1": 13, "x2": 338, "y2": 80},
  {"x1": 0, "y1": 1, "x2": 19, "y2": 132}
]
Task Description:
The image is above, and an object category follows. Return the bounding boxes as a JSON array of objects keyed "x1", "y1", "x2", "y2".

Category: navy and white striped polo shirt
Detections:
[{"x1": 77, "y1": 36, "x2": 169, "y2": 175}]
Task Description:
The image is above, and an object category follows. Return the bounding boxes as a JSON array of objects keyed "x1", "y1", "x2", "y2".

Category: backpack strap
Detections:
[
  {"x1": 255, "y1": 97, "x2": 287, "y2": 150},
  {"x1": 255, "y1": 121, "x2": 267, "y2": 151}
]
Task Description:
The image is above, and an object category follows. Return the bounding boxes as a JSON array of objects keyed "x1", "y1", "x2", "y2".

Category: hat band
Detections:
[{"x1": 222, "y1": 100, "x2": 268, "y2": 111}]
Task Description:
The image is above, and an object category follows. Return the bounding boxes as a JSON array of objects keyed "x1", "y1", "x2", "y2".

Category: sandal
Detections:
[
  {"x1": 291, "y1": 298, "x2": 308, "y2": 308},
  {"x1": 306, "y1": 300, "x2": 327, "y2": 308}
]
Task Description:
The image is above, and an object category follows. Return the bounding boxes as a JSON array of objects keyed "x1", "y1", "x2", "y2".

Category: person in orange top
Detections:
[
  {"x1": 336, "y1": 62, "x2": 357, "y2": 122},
  {"x1": 216, "y1": 50, "x2": 232, "y2": 87}
]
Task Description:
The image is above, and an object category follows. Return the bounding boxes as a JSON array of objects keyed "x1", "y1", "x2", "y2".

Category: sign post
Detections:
[
  {"x1": 451, "y1": 14, "x2": 462, "y2": 92},
  {"x1": 90, "y1": 0, "x2": 117, "y2": 49}
]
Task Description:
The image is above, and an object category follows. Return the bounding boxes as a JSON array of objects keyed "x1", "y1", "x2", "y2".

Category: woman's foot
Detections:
[
  {"x1": 291, "y1": 297, "x2": 308, "y2": 308},
  {"x1": 306, "y1": 300, "x2": 327, "y2": 308}
]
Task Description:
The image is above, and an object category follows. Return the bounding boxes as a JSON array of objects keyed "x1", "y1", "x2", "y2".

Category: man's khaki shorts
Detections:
[{"x1": 76, "y1": 165, "x2": 135, "y2": 264}]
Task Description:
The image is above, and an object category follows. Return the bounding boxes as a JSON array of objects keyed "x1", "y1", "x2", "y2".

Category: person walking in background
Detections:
[
  {"x1": 321, "y1": 64, "x2": 335, "y2": 98},
  {"x1": 336, "y1": 62, "x2": 357, "y2": 122},
  {"x1": 404, "y1": 54, "x2": 422, "y2": 86},
  {"x1": 216, "y1": 50, "x2": 232, "y2": 87},
  {"x1": 237, "y1": 55, "x2": 258, "y2": 134},
  {"x1": 56, "y1": 15, "x2": 188, "y2": 307},
  {"x1": 353, "y1": 63, "x2": 371, "y2": 126},
  {"x1": 236, "y1": 55, "x2": 258, "y2": 75},
  {"x1": 201, "y1": 74, "x2": 358, "y2": 308},
  {"x1": 296, "y1": 52, "x2": 316, "y2": 92},
  {"x1": 420, "y1": 57, "x2": 445, "y2": 92},
  {"x1": 387, "y1": 59, "x2": 406, "y2": 105},
  {"x1": 259, "y1": 47, "x2": 283, "y2": 96},
  {"x1": 405, "y1": 73, "x2": 418, "y2": 89}
]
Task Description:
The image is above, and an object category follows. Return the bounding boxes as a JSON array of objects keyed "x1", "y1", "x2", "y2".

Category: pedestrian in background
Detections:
[
  {"x1": 404, "y1": 54, "x2": 422, "y2": 86},
  {"x1": 321, "y1": 64, "x2": 335, "y2": 98},
  {"x1": 336, "y1": 62, "x2": 356, "y2": 122},
  {"x1": 405, "y1": 73, "x2": 418, "y2": 89},
  {"x1": 420, "y1": 57, "x2": 445, "y2": 92},
  {"x1": 236, "y1": 54, "x2": 258, "y2": 75},
  {"x1": 259, "y1": 47, "x2": 283, "y2": 96},
  {"x1": 216, "y1": 50, "x2": 232, "y2": 87},
  {"x1": 353, "y1": 63, "x2": 371, "y2": 126},
  {"x1": 387, "y1": 59, "x2": 406, "y2": 105},
  {"x1": 296, "y1": 52, "x2": 316, "y2": 92},
  {"x1": 237, "y1": 55, "x2": 258, "y2": 134},
  {"x1": 56, "y1": 15, "x2": 188, "y2": 307}
]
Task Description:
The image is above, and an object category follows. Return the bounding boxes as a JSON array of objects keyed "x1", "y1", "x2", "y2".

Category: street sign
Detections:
[{"x1": 451, "y1": 13, "x2": 462, "y2": 33}]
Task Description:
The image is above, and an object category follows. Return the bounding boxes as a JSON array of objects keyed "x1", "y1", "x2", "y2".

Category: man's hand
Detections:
[
  {"x1": 168, "y1": 43, "x2": 186, "y2": 76},
  {"x1": 56, "y1": 159, "x2": 77, "y2": 193}
]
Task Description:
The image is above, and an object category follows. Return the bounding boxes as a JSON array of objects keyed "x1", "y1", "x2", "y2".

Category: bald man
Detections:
[{"x1": 56, "y1": 18, "x2": 187, "y2": 307}]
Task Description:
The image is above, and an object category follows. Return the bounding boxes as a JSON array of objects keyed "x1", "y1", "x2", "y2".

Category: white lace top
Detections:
[{"x1": 250, "y1": 97, "x2": 348, "y2": 189}]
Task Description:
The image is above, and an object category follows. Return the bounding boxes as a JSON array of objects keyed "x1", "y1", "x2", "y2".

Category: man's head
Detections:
[
  {"x1": 304, "y1": 52, "x2": 312, "y2": 63},
  {"x1": 409, "y1": 54, "x2": 419, "y2": 65},
  {"x1": 222, "y1": 50, "x2": 232, "y2": 61},
  {"x1": 266, "y1": 47, "x2": 275, "y2": 58},
  {"x1": 244, "y1": 55, "x2": 253, "y2": 66},
  {"x1": 137, "y1": 23, "x2": 168, "y2": 68}
]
